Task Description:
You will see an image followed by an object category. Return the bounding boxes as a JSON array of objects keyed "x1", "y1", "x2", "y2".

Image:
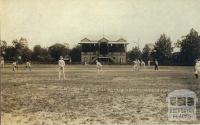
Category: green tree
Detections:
[
  {"x1": 70, "y1": 45, "x2": 81, "y2": 63},
  {"x1": 10, "y1": 39, "x2": 32, "y2": 62},
  {"x1": 12, "y1": 39, "x2": 24, "y2": 60},
  {"x1": 154, "y1": 34, "x2": 173, "y2": 65},
  {"x1": 127, "y1": 47, "x2": 141, "y2": 62},
  {"x1": 48, "y1": 43, "x2": 69, "y2": 61},
  {"x1": 177, "y1": 28, "x2": 200, "y2": 65},
  {"x1": 22, "y1": 47, "x2": 32, "y2": 61},
  {"x1": 32, "y1": 45, "x2": 49, "y2": 62},
  {"x1": 141, "y1": 44, "x2": 152, "y2": 61},
  {"x1": 0, "y1": 40, "x2": 7, "y2": 57},
  {"x1": 4, "y1": 46, "x2": 15, "y2": 60}
]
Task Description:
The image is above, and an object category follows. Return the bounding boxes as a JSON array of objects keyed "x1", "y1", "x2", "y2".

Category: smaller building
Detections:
[
  {"x1": 79, "y1": 37, "x2": 128, "y2": 64},
  {"x1": 167, "y1": 89, "x2": 198, "y2": 121}
]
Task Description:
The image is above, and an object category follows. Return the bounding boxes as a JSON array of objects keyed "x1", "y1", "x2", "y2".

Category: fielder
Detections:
[
  {"x1": 148, "y1": 60, "x2": 151, "y2": 67},
  {"x1": 58, "y1": 56, "x2": 66, "y2": 80},
  {"x1": 132, "y1": 60, "x2": 138, "y2": 71},
  {"x1": 84, "y1": 61, "x2": 89, "y2": 66},
  {"x1": 136, "y1": 59, "x2": 140, "y2": 71},
  {"x1": 12, "y1": 61, "x2": 17, "y2": 71},
  {"x1": 194, "y1": 59, "x2": 200, "y2": 79},
  {"x1": 155, "y1": 59, "x2": 159, "y2": 70},
  {"x1": 26, "y1": 61, "x2": 31, "y2": 71},
  {"x1": 96, "y1": 60, "x2": 102, "y2": 73},
  {"x1": 0, "y1": 57, "x2": 4, "y2": 68},
  {"x1": 141, "y1": 60, "x2": 146, "y2": 69}
]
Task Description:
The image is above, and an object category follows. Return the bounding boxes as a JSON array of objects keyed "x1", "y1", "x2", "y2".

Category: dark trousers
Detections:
[
  {"x1": 13, "y1": 66, "x2": 18, "y2": 71},
  {"x1": 195, "y1": 74, "x2": 198, "y2": 79},
  {"x1": 155, "y1": 65, "x2": 158, "y2": 70}
]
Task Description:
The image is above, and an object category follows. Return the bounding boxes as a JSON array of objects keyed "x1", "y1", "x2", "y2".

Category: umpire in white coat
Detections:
[
  {"x1": 194, "y1": 59, "x2": 200, "y2": 79},
  {"x1": 58, "y1": 56, "x2": 66, "y2": 80}
]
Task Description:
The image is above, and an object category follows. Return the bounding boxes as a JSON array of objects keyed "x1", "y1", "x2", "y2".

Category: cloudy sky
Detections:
[{"x1": 1, "y1": 0, "x2": 200, "y2": 50}]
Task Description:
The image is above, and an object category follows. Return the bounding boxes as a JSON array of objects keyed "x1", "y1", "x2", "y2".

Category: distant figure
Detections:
[
  {"x1": 155, "y1": 59, "x2": 159, "y2": 70},
  {"x1": 194, "y1": 59, "x2": 200, "y2": 79},
  {"x1": 26, "y1": 61, "x2": 31, "y2": 71},
  {"x1": 141, "y1": 60, "x2": 146, "y2": 69},
  {"x1": 84, "y1": 61, "x2": 88, "y2": 66},
  {"x1": 148, "y1": 60, "x2": 151, "y2": 67},
  {"x1": 69, "y1": 58, "x2": 72, "y2": 65},
  {"x1": 12, "y1": 61, "x2": 17, "y2": 71},
  {"x1": 96, "y1": 60, "x2": 102, "y2": 73},
  {"x1": 139, "y1": 60, "x2": 142, "y2": 67},
  {"x1": 136, "y1": 59, "x2": 140, "y2": 71},
  {"x1": 58, "y1": 56, "x2": 66, "y2": 80},
  {"x1": 132, "y1": 60, "x2": 138, "y2": 71},
  {"x1": 0, "y1": 57, "x2": 4, "y2": 68}
]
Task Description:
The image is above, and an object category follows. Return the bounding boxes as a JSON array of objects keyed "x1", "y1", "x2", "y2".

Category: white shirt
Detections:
[
  {"x1": 58, "y1": 59, "x2": 65, "y2": 67},
  {"x1": 195, "y1": 61, "x2": 200, "y2": 71},
  {"x1": 0, "y1": 60, "x2": 4, "y2": 64},
  {"x1": 27, "y1": 62, "x2": 31, "y2": 66},
  {"x1": 13, "y1": 62, "x2": 17, "y2": 66},
  {"x1": 96, "y1": 61, "x2": 102, "y2": 67},
  {"x1": 141, "y1": 61, "x2": 145, "y2": 65},
  {"x1": 155, "y1": 61, "x2": 158, "y2": 65},
  {"x1": 133, "y1": 61, "x2": 137, "y2": 65}
]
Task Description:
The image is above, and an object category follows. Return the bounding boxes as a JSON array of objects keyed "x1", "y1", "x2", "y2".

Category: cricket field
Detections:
[{"x1": 1, "y1": 65, "x2": 200, "y2": 125}]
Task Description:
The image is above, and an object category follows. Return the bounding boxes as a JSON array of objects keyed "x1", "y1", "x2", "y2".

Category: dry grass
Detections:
[{"x1": 1, "y1": 65, "x2": 200, "y2": 125}]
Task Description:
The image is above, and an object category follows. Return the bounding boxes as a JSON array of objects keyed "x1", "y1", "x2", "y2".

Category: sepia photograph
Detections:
[{"x1": 0, "y1": 0, "x2": 200, "y2": 125}]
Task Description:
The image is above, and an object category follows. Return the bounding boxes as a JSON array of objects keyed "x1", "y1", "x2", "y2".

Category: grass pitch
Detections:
[{"x1": 1, "y1": 65, "x2": 200, "y2": 125}]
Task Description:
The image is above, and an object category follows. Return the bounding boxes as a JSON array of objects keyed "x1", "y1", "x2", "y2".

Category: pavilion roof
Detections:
[
  {"x1": 168, "y1": 89, "x2": 197, "y2": 97},
  {"x1": 79, "y1": 37, "x2": 128, "y2": 44}
]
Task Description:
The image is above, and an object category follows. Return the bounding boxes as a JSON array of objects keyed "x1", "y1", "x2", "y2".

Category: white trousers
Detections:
[{"x1": 59, "y1": 67, "x2": 65, "y2": 80}]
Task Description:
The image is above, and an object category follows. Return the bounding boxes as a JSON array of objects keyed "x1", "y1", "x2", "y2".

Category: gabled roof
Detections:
[
  {"x1": 81, "y1": 38, "x2": 91, "y2": 42},
  {"x1": 168, "y1": 89, "x2": 197, "y2": 97},
  {"x1": 117, "y1": 38, "x2": 127, "y2": 42},
  {"x1": 98, "y1": 37, "x2": 109, "y2": 42},
  {"x1": 79, "y1": 37, "x2": 128, "y2": 44}
]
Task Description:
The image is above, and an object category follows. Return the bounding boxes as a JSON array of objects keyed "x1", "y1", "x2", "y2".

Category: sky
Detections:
[{"x1": 1, "y1": 0, "x2": 200, "y2": 50}]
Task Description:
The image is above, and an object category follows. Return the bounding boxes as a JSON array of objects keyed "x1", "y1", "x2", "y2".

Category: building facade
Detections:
[{"x1": 79, "y1": 37, "x2": 128, "y2": 64}]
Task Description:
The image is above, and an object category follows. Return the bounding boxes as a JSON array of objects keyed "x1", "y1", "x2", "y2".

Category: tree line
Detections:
[
  {"x1": 127, "y1": 28, "x2": 200, "y2": 66},
  {"x1": 0, "y1": 38, "x2": 81, "y2": 64},
  {"x1": 0, "y1": 28, "x2": 200, "y2": 65}
]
